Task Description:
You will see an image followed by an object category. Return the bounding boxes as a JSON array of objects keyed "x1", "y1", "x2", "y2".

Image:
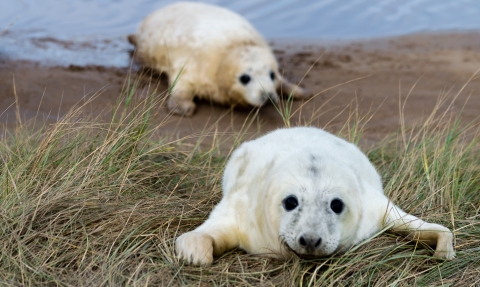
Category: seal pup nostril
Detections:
[
  {"x1": 260, "y1": 92, "x2": 278, "y2": 105},
  {"x1": 260, "y1": 93, "x2": 267, "y2": 103},
  {"x1": 267, "y1": 92, "x2": 275, "y2": 102},
  {"x1": 315, "y1": 238, "x2": 322, "y2": 248},
  {"x1": 299, "y1": 236, "x2": 307, "y2": 247}
]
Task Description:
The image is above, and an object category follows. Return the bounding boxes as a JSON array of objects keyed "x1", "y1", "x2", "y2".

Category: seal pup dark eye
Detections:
[
  {"x1": 330, "y1": 199, "x2": 344, "y2": 214},
  {"x1": 239, "y1": 74, "x2": 251, "y2": 85},
  {"x1": 283, "y1": 195, "x2": 298, "y2": 211},
  {"x1": 270, "y1": 71, "x2": 275, "y2": 81}
]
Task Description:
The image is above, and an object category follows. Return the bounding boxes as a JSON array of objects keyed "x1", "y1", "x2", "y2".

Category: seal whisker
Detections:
[{"x1": 279, "y1": 235, "x2": 299, "y2": 257}]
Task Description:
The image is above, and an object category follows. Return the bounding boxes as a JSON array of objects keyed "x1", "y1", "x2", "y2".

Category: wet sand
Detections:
[{"x1": 1, "y1": 32, "x2": 480, "y2": 145}]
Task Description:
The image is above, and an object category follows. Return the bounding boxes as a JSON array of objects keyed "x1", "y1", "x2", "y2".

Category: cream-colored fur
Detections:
[
  {"x1": 175, "y1": 127, "x2": 455, "y2": 265},
  {"x1": 129, "y1": 2, "x2": 308, "y2": 116}
]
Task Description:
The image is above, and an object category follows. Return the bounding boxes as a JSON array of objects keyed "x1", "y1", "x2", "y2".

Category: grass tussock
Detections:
[{"x1": 0, "y1": 75, "x2": 479, "y2": 286}]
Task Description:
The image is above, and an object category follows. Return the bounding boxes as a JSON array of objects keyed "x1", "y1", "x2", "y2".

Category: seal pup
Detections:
[
  {"x1": 128, "y1": 2, "x2": 309, "y2": 116},
  {"x1": 175, "y1": 127, "x2": 455, "y2": 265}
]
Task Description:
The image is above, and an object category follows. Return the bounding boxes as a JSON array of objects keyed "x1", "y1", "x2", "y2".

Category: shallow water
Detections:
[
  {"x1": 3, "y1": 0, "x2": 480, "y2": 39},
  {"x1": 1, "y1": 0, "x2": 480, "y2": 66}
]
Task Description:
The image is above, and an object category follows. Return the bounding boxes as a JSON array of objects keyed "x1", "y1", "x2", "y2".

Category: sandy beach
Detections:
[{"x1": 1, "y1": 32, "x2": 480, "y2": 144}]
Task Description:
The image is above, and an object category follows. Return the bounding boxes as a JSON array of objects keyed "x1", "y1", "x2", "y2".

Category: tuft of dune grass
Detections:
[{"x1": 0, "y1": 74, "x2": 479, "y2": 286}]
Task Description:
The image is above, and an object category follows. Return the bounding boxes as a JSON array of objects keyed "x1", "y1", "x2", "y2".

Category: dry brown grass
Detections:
[{"x1": 0, "y1": 75, "x2": 478, "y2": 286}]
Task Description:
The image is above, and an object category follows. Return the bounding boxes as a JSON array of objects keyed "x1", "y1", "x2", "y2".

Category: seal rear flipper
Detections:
[
  {"x1": 127, "y1": 34, "x2": 138, "y2": 47},
  {"x1": 384, "y1": 203, "x2": 455, "y2": 260}
]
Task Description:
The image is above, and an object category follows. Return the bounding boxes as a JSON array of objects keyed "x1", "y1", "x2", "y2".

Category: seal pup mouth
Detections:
[
  {"x1": 280, "y1": 239, "x2": 329, "y2": 260},
  {"x1": 280, "y1": 235, "x2": 340, "y2": 259},
  {"x1": 280, "y1": 236, "x2": 320, "y2": 259}
]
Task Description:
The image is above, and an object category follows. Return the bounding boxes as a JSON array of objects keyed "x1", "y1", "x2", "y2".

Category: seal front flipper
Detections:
[
  {"x1": 175, "y1": 232, "x2": 214, "y2": 265},
  {"x1": 384, "y1": 202, "x2": 455, "y2": 260},
  {"x1": 175, "y1": 206, "x2": 239, "y2": 265},
  {"x1": 278, "y1": 77, "x2": 310, "y2": 100}
]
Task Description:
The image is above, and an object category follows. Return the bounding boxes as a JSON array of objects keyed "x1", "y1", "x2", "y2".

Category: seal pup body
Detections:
[
  {"x1": 129, "y1": 2, "x2": 308, "y2": 116},
  {"x1": 176, "y1": 127, "x2": 455, "y2": 265}
]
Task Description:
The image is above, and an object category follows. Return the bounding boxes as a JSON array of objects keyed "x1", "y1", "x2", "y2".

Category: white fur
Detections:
[
  {"x1": 176, "y1": 127, "x2": 456, "y2": 265},
  {"x1": 130, "y1": 2, "x2": 307, "y2": 116}
]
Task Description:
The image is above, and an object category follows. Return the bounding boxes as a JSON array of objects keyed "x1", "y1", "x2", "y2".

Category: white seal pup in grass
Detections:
[
  {"x1": 175, "y1": 127, "x2": 455, "y2": 265},
  {"x1": 128, "y1": 2, "x2": 308, "y2": 116}
]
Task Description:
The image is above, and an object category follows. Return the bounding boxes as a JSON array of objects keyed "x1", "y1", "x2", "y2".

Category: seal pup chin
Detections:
[
  {"x1": 175, "y1": 127, "x2": 456, "y2": 265},
  {"x1": 129, "y1": 2, "x2": 309, "y2": 116}
]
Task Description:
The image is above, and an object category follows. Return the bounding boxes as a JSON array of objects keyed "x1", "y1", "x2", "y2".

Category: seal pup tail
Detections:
[{"x1": 127, "y1": 34, "x2": 138, "y2": 47}]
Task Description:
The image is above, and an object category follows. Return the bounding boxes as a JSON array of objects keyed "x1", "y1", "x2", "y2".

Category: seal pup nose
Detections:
[
  {"x1": 298, "y1": 235, "x2": 322, "y2": 251},
  {"x1": 260, "y1": 92, "x2": 278, "y2": 104}
]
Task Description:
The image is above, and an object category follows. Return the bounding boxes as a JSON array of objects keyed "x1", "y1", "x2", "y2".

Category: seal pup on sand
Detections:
[
  {"x1": 128, "y1": 2, "x2": 308, "y2": 116},
  {"x1": 175, "y1": 127, "x2": 455, "y2": 265}
]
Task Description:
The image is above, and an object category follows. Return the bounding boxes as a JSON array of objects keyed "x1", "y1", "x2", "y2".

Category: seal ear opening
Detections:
[
  {"x1": 277, "y1": 78, "x2": 310, "y2": 100},
  {"x1": 128, "y1": 34, "x2": 138, "y2": 47}
]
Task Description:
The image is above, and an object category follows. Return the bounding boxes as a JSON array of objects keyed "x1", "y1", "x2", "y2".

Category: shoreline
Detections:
[{"x1": 1, "y1": 32, "x2": 480, "y2": 145}]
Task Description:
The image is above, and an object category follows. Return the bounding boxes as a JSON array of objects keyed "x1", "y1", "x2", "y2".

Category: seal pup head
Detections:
[
  {"x1": 270, "y1": 155, "x2": 364, "y2": 258},
  {"x1": 217, "y1": 45, "x2": 280, "y2": 107}
]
